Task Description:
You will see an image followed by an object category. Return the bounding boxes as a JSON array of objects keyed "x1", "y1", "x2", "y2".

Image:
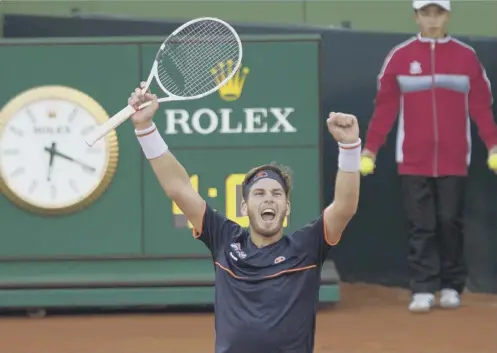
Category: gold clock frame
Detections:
[{"x1": 0, "y1": 85, "x2": 119, "y2": 216}]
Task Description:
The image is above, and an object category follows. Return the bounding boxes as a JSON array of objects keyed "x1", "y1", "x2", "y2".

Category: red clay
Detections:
[{"x1": 0, "y1": 283, "x2": 495, "y2": 353}]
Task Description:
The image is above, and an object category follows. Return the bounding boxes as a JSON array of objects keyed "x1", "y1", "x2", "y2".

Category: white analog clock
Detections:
[{"x1": 0, "y1": 85, "x2": 119, "y2": 215}]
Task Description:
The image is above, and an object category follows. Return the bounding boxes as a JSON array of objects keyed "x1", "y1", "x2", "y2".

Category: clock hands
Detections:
[
  {"x1": 46, "y1": 142, "x2": 55, "y2": 181},
  {"x1": 43, "y1": 143, "x2": 96, "y2": 173}
]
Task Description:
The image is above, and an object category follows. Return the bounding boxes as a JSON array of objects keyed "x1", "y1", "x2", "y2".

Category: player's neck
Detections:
[
  {"x1": 250, "y1": 230, "x2": 283, "y2": 248},
  {"x1": 419, "y1": 29, "x2": 447, "y2": 39}
]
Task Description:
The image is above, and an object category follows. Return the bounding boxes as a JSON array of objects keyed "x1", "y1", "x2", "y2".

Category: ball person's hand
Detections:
[
  {"x1": 361, "y1": 148, "x2": 376, "y2": 162},
  {"x1": 327, "y1": 112, "x2": 359, "y2": 144},
  {"x1": 360, "y1": 148, "x2": 376, "y2": 176},
  {"x1": 488, "y1": 146, "x2": 497, "y2": 175},
  {"x1": 129, "y1": 81, "x2": 159, "y2": 130}
]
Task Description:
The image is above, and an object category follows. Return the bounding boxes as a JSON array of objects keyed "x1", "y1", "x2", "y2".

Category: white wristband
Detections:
[
  {"x1": 135, "y1": 123, "x2": 168, "y2": 160},
  {"x1": 338, "y1": 138, "x2": 362, "y2": 172}
]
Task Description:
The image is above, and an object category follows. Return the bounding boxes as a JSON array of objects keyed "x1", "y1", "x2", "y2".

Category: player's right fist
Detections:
[{"x1": 129, "y1": 81, "x2": 159, "y2": 130}]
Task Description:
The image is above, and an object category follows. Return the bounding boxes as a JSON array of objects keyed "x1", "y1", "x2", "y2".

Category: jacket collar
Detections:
[{"x1": 417, "y1": 33, "x2": 452, "y2": 43}]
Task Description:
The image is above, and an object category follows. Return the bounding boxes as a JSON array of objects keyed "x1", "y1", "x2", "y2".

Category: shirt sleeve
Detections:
[
  {"x1": 193, "y1": 203, "x2": 242, "y2": 259},
  {"x1": 467, "y1": 50, "x2": 497, "y2": 150},
  {"x1": 364, "y1": 48, "x2": 401, "y2": 154},
  {"x1": 289, "y1": 214, "x2": 336, "y2": 265}
]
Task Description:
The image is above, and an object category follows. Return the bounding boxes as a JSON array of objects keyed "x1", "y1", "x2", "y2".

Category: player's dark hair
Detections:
[{"x1": 242, "y1": 162, "x2": 293, "y2": 200}]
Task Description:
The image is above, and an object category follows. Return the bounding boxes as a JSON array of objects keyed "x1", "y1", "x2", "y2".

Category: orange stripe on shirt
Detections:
[
  {"x1": 323, "y1": 216, "x2": 341, "y2": 246},
  {"x1": 192, "y1": 202, "x2": 207, "y2": 239},
  {"x1": 215, "y1": 262, "x2": 317, "y2": 280}
]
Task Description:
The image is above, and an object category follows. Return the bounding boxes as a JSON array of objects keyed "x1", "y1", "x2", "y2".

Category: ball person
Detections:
[{"x1": 361, "y1": 0, "x2": 497, "y2": 312}]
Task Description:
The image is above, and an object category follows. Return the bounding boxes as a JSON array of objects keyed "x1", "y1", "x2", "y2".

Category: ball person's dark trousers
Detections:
[{"x1": 400, "y1": 175, "x2": 467, "y2": 294}]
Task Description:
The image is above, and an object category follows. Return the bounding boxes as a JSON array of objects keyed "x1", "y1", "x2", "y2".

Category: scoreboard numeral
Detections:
[{"x1": 225, "y1": 174, "x2": 247, "y2": 227}]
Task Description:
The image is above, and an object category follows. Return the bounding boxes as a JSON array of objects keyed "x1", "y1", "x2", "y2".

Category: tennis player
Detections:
[{"x1": 130, "y1": 83, "x2": 361, "y2": 353}]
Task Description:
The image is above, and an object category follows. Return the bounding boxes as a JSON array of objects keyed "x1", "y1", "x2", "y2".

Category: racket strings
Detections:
[
  {"x1": 175, "y1": 24, "x2": 234, "y2": 77},
  {"x1": 156, "y1": 19, "x2": 241, "y2": 98},
  {"x1": 164, "y1": 21, "x2": 231, "y2": 80},
  {"x1": 159, "y1": 32, "x2": 235, "y2": 94},
  {"x1": 170, "y1": 23, "x2": 221, "y2": 68}
]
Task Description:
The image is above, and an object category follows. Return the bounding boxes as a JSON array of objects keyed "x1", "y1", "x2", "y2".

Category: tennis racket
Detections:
[{"x1": 85, "y1": 17, "x2": 243, "y2": 147}]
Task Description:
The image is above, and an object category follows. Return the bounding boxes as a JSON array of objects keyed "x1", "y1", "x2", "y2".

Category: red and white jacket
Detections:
[{"x1": 364, "y1": 33, "x2": 497, "y2": 177}]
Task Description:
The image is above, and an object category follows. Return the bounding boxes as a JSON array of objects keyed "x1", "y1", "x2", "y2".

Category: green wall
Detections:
[
  {"x1": 0, "y1": 34, "x2": 321, "y2": 292},
  {"x1": 0, "y1": 34, "x2": 332, "y2": 307},
  {"x1": 0, "y1": 42, "x2": 142, "y2": 257},
  {"x1": 2, "y1": 0, "x2": 496, "y2": 37},
  {"x1": 0, "y1": 34, "x2": 321, "y2": 259}
]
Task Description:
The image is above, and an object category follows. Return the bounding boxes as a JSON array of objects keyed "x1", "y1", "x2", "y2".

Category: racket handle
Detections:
[{"x1": 85, "y1": 105, "x2": 136, "y2": 147}]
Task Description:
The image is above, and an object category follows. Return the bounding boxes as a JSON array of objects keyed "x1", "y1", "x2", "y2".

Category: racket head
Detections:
[{"x1": 151, "y1": 17, "x2": 243, "y2": 101}]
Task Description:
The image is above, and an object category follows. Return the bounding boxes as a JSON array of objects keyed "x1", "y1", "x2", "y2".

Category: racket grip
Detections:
[{"x1": 85, "y1": 105, "x2": 136, "y2": 147}]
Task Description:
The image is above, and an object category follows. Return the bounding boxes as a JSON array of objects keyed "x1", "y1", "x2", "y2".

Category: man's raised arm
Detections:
[
  {"x1": 130, "y1": 84, "x2": 206, "y2": 232},
  {"x1": 323, "y1": 113, "x2": 361, "y2": 245}
]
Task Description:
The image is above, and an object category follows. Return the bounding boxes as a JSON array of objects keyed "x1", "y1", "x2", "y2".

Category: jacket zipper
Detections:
[{"x1": 430, "y1": 41, "x2": 438, "y2": 177}]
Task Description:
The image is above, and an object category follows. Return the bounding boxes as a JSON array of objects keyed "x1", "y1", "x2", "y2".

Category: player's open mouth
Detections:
[{"x1": 261, "y1": 208, "x2": 276, "y2": 221}]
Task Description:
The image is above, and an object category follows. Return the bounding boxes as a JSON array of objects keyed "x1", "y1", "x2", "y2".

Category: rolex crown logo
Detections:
[
  {"x1": 47, "y1": 109, "x2": 57, "y2": 118},
  {"x1": 211, "y1": 60, "x2": 249, "y2": 102}
]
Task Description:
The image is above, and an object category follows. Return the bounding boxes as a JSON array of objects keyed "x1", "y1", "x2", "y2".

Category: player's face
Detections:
[
  {"x1": 415, "y1": 5, "x2": 450, "y2": 38},
  {"x1": 242, "y1": 178, "x2": 290, "y2": 238}
]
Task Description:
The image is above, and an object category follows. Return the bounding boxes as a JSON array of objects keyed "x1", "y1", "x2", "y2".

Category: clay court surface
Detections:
[{"x1": 1, "y1": 283, "x2": 496, "y2": 353}]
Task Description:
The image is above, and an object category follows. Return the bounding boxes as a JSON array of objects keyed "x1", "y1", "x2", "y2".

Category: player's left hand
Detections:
[{"x1": 327, "y1": 112, "x2": 360, "y2": 144}]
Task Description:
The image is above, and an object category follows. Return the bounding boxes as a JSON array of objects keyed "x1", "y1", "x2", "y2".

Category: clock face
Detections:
[{"x1": 0, "y1": 86, "x2": 118, "y2": 214}]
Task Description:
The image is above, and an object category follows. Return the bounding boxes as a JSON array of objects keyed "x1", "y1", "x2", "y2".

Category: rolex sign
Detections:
[{"x1": 158, "y1": 40, "x2": 320, "y2": 149}]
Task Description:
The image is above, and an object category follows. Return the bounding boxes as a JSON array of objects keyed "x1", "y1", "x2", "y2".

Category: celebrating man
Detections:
[{"x1": 129, "y1": 82, "x2": 361, "y2": 353}]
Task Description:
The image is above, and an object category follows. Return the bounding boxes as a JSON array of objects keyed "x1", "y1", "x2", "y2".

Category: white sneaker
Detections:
[
  {"x1": 439, "y1": 289, "x2": 460, "y2": 309},
  {"x1": 408, "y1": 293, "x2": 435, "y2": 313}
]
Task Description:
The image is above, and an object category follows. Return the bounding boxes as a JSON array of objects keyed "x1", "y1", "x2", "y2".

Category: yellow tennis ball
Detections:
[
  {"x1": 488, "y1": 154, "x2": 497, "y2": 170},
  {"x1": 360, "y1": 157, "x2": 375, "y2": 175}
]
